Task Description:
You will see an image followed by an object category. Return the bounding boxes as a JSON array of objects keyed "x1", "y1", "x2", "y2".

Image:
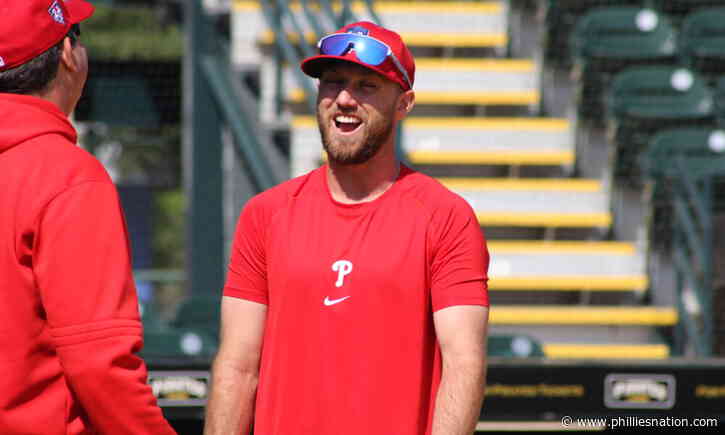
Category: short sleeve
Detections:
[
  {"x1": 224, "y1": 196, "x2": 269, "y2": 304},
  {"x1": 430, "y1": 197, "x2": 490, "y2": 311}
]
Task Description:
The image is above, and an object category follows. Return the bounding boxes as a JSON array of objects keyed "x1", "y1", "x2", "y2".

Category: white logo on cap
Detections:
[
  {"x1": 48, "y1": 0, "x2": 66, "y2": 25},
  {"x1": 346, "y1": 26, "x2": 370, "y2": 36},
  {"x1": 0, "y1": 57, "x2": 5, "y2": 68}
]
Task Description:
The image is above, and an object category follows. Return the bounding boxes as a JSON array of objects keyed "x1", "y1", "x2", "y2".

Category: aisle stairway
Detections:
[{"x1": 231, "y1": 0, "x2": 677, "y2": 359}]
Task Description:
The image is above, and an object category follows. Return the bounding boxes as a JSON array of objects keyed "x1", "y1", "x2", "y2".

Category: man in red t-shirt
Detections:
[
  {"x1": 0, "y1": 1, "x2": 175, "y2": 434},
  {"x1": 205, "y1": 21, "x2": 490, "y2": 435}
]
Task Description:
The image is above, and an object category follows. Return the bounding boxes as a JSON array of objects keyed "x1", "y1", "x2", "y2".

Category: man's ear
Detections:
[
  {"x1": 59, "y1": 37, "x2": 79, "y2": 73},
  {"x1": 395, "y1": 89, "x2": 415, "y2": 121}
]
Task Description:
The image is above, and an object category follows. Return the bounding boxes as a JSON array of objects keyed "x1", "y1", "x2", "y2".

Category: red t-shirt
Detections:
[{"x1": 224, "y1": 165, "x2": 489, "y2": 435}]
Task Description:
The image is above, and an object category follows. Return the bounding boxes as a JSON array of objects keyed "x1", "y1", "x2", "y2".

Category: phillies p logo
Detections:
[{"x1": 332, "y1": 260, "x2": 353, "y2": 287}]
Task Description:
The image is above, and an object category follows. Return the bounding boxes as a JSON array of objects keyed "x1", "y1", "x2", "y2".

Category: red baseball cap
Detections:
[
  {"x1": 301, "y1": 21, "x2": 416, "y2": 91},
  {"x1": 0, "y1": 0, "x2": 95, "y2": 71}
]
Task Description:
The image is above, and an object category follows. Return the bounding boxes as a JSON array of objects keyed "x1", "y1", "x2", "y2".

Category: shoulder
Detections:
[
  {"x1": 23, "y1": 135, "x2": 113, "y2": 191},
  {"x1": 39, "y1": 135, "x2": 110, "y2": 179},
  {"x1": 397, "y1": 167, "x2": 475, "y2": 221},
  {"x1": 242, "y1": 167, "x2": 321, "y2": 220}
]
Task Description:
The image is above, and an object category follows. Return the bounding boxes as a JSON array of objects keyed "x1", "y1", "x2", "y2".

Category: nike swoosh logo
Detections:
[{"x1": 323, "y1": 296, "x2": 351, "y2": 306}]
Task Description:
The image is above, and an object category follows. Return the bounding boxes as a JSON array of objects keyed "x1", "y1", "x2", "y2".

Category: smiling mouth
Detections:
[{"x1": 334, "y1": 115, "x2": 362, "y2": 134}]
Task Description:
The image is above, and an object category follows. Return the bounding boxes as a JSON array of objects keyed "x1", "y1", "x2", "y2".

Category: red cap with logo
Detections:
[
  {"x1": 301, "y1": 21, "x2": 416, "y2": 91},
  {"x1": 0, "y1": 0, "x2": 95, "y2": 72}
]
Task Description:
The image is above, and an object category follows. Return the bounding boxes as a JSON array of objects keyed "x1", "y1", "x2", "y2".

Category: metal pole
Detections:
[
  {"x1": 273, "y1": 1, "x2": 284, "y2": 116},
  {"x1": 183, "y1": 0, "x2": 225, "y2": 297},
  {"x1": 702, "y1": 176, "x2": 714, "y2": 355},
  {"x1": 673, "y1": 239, "x2": 685, "y2": 357}
]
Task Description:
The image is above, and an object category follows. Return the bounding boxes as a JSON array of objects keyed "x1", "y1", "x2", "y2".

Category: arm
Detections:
[
  {"x1": 206, "y1": 193, "x2": 270, "y2": 434},
  {"x1": 204, "y1": 296, "x2": 267, "y2": 435},
  {"x1": 431, "y1": 305, "x2": 489, "y2": 435},
  {"x1": 36, "y1": 182, "x2": 175, "y2": 434}
]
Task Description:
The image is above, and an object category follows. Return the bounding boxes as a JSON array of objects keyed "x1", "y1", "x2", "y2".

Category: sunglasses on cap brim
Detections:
[
  {"x1": 317, "y1": 33, "x2": 412, "y2": 90},
  {"x1": 68, "y1": 24, "x2": 81, "y2": 43}
]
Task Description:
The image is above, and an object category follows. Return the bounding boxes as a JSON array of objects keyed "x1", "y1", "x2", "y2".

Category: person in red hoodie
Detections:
[{"x1": 0, "y1": 1, "x2": 176, "y2": 434}]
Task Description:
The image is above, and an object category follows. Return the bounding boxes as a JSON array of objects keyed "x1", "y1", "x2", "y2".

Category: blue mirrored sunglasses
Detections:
[{"x1": 317, "y1": 33, "x2": 412, "y2": 89}]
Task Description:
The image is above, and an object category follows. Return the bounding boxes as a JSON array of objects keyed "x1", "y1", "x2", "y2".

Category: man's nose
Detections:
[{"x1": 335, "y1": 87, "x2": 357, "y2": 108}]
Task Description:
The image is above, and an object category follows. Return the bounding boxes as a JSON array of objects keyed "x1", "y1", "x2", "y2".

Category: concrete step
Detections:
[
  {"x1": 438, "y1": 178, "x2": 611, "y2": 228},
  {"x1": 255, "y1": 29, "x2": 507, "y2": 51},
  {"x1": 291, "y1": 116, "x2": 573, "y2": 170},
  {"x1": 353, "y1": 1, "x2": 508, "y2": 48},
  {"x1": 489, "y1": 334, "x2": 670, "y2": 359},
  {"x1": 402, "y1": 116, "x2": 572, "y2": 167},
  {"x1": 542, "y1": 343, "x2": 670, "y2": 359},
  {"x1": 415, "y1": 58, "x2": 537, "y2": 94},
  {"x1": 490, "y1": 276, "x2": 648, "y2": 292},
  {"x1": 289, "y1": 88, "x2": 539, "y2": 109},
  {"x1": 285, "y1": 58, "x2": 539, "y2": 112},
  {"x1": 490, "y1": 306, "x2": 676, "y2": 357},
  {"x1": 233, "y1": 1, "x2": 509, "y2": 56},
  {"x1": 490, "y1": 306, "x2": 677, "y2": 326},
  {"x1": 487, "y1": 241, "x2": 647, "y2": 292}
]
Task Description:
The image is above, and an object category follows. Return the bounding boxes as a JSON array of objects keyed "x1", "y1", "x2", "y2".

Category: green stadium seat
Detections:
[
  {"x1": 141, "y1": 326, "x2": 218, "y2": 359},
  {"x1": 679, "y1": 7, "x2": 725, "y2": 79},
  {"x1": 570, "y1": 7, "x2": 677, "y2": 123},
  {"x1": 488, "y1": 335, "x2": 545, "y2": 358},
  {"x1": 653, "y1": 0, "x2": 725, "y2": 23},
  {"x1": 715, "y1": 76, "x2": 725, "y2": 126},
  {"x1": 642, "y1": 128, "x2": 725, "y2": 179},
  {"x1": 543, "y1": 0, "x2": 643, "y2": 67},
  {"x1": 169, "y1": 296, "x2": 221, "y2": 341},
  {"x1": 641, "y1": 128, "x2": 725, "y2": 249},
  {"x1": 606, "y1": 66, "x2": 715, "y2": 179},
  {"x1": 139, "y1": 300, "x2": 164, "y2": 330}
]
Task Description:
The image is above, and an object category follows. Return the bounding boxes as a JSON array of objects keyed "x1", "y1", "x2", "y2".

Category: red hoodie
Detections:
[{"x1": 0, "y1": 94, "x2": 176, "y2": 434}]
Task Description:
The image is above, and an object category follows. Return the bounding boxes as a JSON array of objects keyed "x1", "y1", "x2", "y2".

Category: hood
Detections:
[{"x1": 0, "y1": 94, "x2": 76, "y2": 154}]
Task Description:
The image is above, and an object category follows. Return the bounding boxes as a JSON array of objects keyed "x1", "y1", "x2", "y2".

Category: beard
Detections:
[{"x1": 317, "y1": 107, "x2": 396, "y2": 166}]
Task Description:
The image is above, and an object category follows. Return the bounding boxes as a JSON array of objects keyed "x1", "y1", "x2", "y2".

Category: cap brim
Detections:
[
  {"x1": 65, "y1": 0, "x2": 95, "y2": 24},
  {"x1": 301, "y1": 55, "x2": 371, "y2": 77},
  {"x1": 302, "y1": 54, "x2": 403, "y2": 85}
]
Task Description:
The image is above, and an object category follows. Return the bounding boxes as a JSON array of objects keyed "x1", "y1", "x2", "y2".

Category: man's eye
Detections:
[{"x1": 362, "y1": 82, "x2": 377, "y2": 89}]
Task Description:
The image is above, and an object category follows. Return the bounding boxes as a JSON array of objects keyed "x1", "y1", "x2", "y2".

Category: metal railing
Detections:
[
  {"x1": 259, "y1": 0, "x2": 379, "y2": 113},
  {"x1": 201, "y1": 54, "x2": 279, "y2": 190},
  {"x1": 653, "y1": 156, "x2": 725, "y2": 357}
]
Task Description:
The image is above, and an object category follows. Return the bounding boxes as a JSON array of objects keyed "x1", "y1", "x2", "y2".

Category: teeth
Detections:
[{"x1": 335, "y1": 116, "x2": 361, "y2": 124}]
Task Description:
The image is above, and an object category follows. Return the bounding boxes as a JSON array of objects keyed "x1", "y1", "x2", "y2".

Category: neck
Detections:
[
  {"x1": 32, "y1": 70, "x2": 77, "y2": 116},
  {"x1": 36, "y1": 86, "x2": 74, "y2": 116},
  {"x1": 327, "y1": 146, "x2": 401, "y2": 204}
]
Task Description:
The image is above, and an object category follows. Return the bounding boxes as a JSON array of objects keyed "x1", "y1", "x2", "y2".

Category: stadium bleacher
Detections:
[
  {"x1": 652, "y1": 0, "x2": 725, "y2": 23},
  {"x1": 141, "y1": 327, "x2": 218, "y2": 360},
  {"x1": 169, "y1": 295, "x2": 222, "y2": 342},
  {"x1": 542, "y1": 0, "x2": 644, "y2": 68},
  {"x1": 606, "y1": 66, "x2": 715, "y2": 179},
  {"x1": 679, "y1": 7, "x2": 725, "y2": 78},
  {"x1": 76, "y1": 0, "x2": 725, "y2": 431},
  {"x1": 112, "y1": 0, "x2": 725, "y2": 371},
  {"x1": 570, "y1": 7, "x2": 677, "y2": 123}
]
